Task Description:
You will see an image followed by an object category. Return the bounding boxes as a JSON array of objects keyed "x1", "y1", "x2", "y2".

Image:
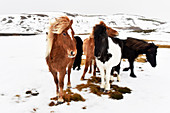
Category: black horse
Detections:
[
  {"x1": 73, "y1": 36, "x2": 83, "y2": 70},
  {"x1": 112, "y1": 37, "x2": 158, "y2": 78}
]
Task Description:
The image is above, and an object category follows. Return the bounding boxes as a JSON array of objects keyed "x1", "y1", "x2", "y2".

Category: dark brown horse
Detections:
[
  {"x1": 112, "y1": 37, "x2": 158, "y2": 78},
  {"x1": 46, "y1": 16, "x2": 77, "y2": 104},
  {"x1": 81, "y1": 21, "x2": 119, "y2": 80}
]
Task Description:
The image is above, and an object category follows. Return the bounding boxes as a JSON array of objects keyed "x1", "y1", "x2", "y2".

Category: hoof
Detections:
[
  {"x1": 57, "y1": 101, "x2": 64, "y2": 104},
  {"x1": 67, "y1": 84, "x2": 72, "y2": 89},
  {"x1": 80, "y1": 77, "x2": 85, "y2": 81},
  {"x1": 130, "y1": 74, "x2": 137, "y2": 78},
  {"x1": 57, "y1": 98, "x2": 64, "y2": 104},
  {"x1": 110, "y1": 76, "x2": 114, "y2": 81},
  {"x1": 104, "y1": 90, "x2": 110, "y2": 94},
  {"x1": 100, "y1": 88, "x2": 105, "y2": 92},
  {"x1": 77, "y1": 68, "x2": 81, "y2": 71}
]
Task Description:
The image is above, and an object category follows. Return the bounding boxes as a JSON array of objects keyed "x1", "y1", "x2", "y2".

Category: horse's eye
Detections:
[{"x1": 63, "y1": 33, "x2": 66, "y2": 36}]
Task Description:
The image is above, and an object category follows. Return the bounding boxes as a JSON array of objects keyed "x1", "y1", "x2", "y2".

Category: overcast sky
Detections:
[{"x1": 0, "y1": 0, "x2": 169, "y2": 21}]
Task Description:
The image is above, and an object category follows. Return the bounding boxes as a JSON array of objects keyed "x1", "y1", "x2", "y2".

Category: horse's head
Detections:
[
  {"x1": 99, "y1": 21, "x2": 119, "y2": 37},
  {"x1": 48, "y1": 16, "x2": 77, "y2": 58},
  {"x1": 146, "y1": 43, "x2": 158, "y2": 67},
  {"x1": 93, "y1": 24, "x2": 109, "y2": 59}
]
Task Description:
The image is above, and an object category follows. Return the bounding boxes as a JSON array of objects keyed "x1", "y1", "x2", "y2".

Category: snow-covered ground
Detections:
[{"x1": 0, "y1": 34, "x2": 170, "y2": 113}]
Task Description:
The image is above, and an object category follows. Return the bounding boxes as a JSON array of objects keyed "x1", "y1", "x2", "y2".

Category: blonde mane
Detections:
[{"x1": 46, "y1": 16, "x2": 71, "y2": 57}]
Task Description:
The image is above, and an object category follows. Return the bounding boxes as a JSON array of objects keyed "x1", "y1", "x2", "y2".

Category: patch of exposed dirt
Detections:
[
  {"x1": 75, "y1": 76, "x2": 132, "y2": 100},
  {"x1": 49, "y1": 89, "x2": 85, "y2": 106}
]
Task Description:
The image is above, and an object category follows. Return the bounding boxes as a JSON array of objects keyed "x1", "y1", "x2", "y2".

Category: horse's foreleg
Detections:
[
  {"x1": 115, "y1": 63, "x2": 121, "y2": 82},
  {"x1": 105, "y1": 68, "x2": 112, "y2": 91},
  {"x1": 51, "y1": 71, "x2": 59, "y2": 99},
  {"x1": 67, "y1": 60, "x2": 74, "y2": 88},
  {"x1": 99, "y1": 67, "x2": 105, "y2": 91},
  {"x1": 58, "y1": 70, "x2": 66, "y2": 104}
]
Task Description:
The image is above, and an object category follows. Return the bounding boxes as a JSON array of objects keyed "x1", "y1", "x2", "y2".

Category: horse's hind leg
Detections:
[
  {"x1": 115, "y1": 63, "x2": 121, "y2": 82},
  {"x1": 88, "y1": 60, "x2": 92, "y2": 73},
  {"x1": 93, "y1": 60, "x2": 96, "y2": 76},
  {"x1": 81, "y1": 57, "x2": 91, "y2": 80}
]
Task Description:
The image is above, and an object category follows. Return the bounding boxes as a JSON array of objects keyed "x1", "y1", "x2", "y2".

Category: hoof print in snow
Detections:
[
  {"x1": 82, "y1": 106, "x2": 87, "y2": 109},
  {"x1": 25, "y1": 89, "x2": 39, "y2": 96},
  {"x1": 25, "y1": 90, "x2": 32, "y2": 94},
  {"x1": 49, "y1": 101, "x2": 56, "y2": 107}
]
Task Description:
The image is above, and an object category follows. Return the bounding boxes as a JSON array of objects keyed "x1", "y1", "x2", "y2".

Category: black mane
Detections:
[{"x1": 94, "y1": 25, "x2": 112, "y2": 63}]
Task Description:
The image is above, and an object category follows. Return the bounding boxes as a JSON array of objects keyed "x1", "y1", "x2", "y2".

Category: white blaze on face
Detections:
[{"x1": 67, "y1": 29, "x2": 73, "y2": 40}]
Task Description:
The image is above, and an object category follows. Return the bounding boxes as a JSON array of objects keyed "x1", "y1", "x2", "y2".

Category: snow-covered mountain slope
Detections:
[
  {"x1": 0, "y1": 12, "x2": 169, "y2": 35},
  {"x1": 0, "y1": 11, "x2": 170, "y2": 46},
  {"x1": 0, "y1": 13, "x2": 49, "y2": 34}
]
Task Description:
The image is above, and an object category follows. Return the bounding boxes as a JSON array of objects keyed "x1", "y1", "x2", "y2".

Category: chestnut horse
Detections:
[
  {"x1": 81, "y1": 21, "x2": 119, "y2": 80},
  {"x1": 46, "y1": 16, "x2": 77, "y2": 104}
]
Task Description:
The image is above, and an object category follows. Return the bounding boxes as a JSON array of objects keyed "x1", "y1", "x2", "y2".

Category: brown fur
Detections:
[
  {"x1": 46, "y1": 16, "x2": 77, "y2": 103},
  {"x1": 81, "y1": 21, "x2": 119, "y2": 80}
]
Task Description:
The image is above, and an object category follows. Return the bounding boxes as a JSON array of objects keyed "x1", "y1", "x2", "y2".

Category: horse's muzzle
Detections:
[{"x1": 68, "y1": 50, "x2": 77, "y2": 58}]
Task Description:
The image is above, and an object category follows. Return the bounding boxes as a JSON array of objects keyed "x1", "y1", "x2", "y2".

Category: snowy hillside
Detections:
[
  {"x1": 0, "y1": 12, "x2": 169, "y2": 35},
  {"x1": 0, "y1": 11, "x2": 170, "y2": 46}
]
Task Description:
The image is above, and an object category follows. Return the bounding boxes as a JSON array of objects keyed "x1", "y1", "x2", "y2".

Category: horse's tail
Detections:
[{"x1": 73, "y1": 36, "x2": 83, "y2": 69}]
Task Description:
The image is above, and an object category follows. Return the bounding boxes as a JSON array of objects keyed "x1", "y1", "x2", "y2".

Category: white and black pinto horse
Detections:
[
  {"x1": 93, "y1": 24, "x2": 123, "y2": 92},
  {"x1": 112, "y1": 37, "x2": 158, "y2": 78}
]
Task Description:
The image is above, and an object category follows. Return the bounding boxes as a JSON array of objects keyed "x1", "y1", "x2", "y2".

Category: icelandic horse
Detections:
[
  {"x1": 93, "y1": 23, "x2": 122, "y2": 92},
  {"x1": 81, "y1": 21, "x2": 119, "y2": 80},
  {"x1": 112, "y1": 37, "x2": 158, "y2": 78},
  {"x1": 46, "y1": 16, "x2": 77, "y2": 104}
]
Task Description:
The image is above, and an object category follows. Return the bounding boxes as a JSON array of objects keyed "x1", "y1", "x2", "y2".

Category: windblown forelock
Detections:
[{"x1": 51, "y1": 16, "x2": 70, "y2": 34}]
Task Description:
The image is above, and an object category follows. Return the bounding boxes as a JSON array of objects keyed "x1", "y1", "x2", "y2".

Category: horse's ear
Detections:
[
  {"x1": 69, "y1": 20, "x2": 73, "y2": 26},
  {"x1": 151, "y1": 42, "x2": 158, "y2": 48},
  {"x1": 65, "y1": 20, "x2": 73, "y2": 31},
  {"x1": 100, "y1": 21, "x2": 106, "y2": 26},
  {"x1": 49, "y1": 18, "x2": 56, "y2": 25}
]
